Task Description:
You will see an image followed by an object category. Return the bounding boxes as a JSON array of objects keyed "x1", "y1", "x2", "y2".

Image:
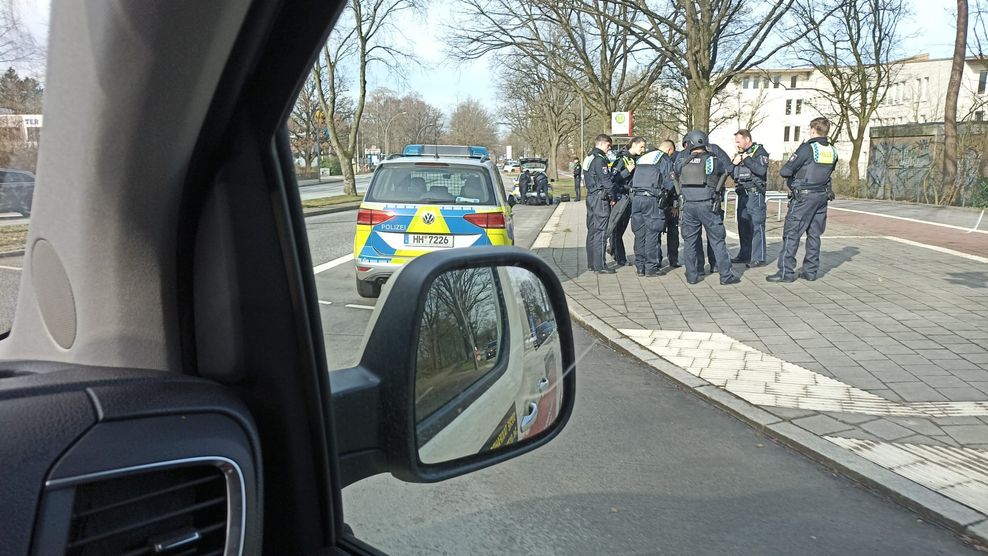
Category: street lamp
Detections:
[{"x1": 384, "y1": 111, "x2": 407, "y2": 157}]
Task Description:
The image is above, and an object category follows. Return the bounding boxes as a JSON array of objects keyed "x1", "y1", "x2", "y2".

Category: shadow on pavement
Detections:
[{"x1": 945, "y1": 271, "x2": 988, "y2": 289}]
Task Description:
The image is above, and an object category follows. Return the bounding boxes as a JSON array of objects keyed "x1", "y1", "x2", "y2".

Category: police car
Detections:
[{"x1": 353, "y1": 144, "x2": 515, "y2": 297}]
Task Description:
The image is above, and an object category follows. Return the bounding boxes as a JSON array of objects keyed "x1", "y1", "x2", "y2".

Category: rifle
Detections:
[{"x1": 711, "y1": 173, "x2": 729, "y2": 213}]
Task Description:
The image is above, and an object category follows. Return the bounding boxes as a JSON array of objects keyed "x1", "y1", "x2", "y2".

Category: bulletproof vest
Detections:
[
  {"x1": 679, "y1": 152, "x2": 718, "y2": 201},
  {"x1": 794, "y1": 142, "x2": 838, "y2": 187},
  {"x1": 534, "y1": 173, "x2": 549, "y2": 187},
  {"x1": 733, "y1": 143, "x2": 762, "y2": 186},
  {"x1": 630, "y1": 150, "x2": 665, "y2": 196}
]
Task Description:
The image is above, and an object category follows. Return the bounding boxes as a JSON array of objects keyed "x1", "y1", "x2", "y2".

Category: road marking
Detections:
[
  {"x1": 0, "y1": 265, "x2": 21, "y2": 271},
  {"x1": 883, "y1": 236, "x2": 988, "y2": 264},
  {"x1": 318, "y1": 300, "x2": 332, "y2": 305},
  {"x1": 345, "y1": 304, "x2": 375, "y2": 311},
  {"x1": 969, "y1": 209, "x2": 985, "y2": 233},
  {"x1": 620, "y1": 329, "x2": 988, "y2": 418},
  {"x1": 827, "y1": 437, "x2": 988, "y2": 516},
  {"x1": 313, "y1": 253, "x2": 353, "y2": 274},
  {"x1": 829, "y1": 205, "x2": 988, "y2": 235}
]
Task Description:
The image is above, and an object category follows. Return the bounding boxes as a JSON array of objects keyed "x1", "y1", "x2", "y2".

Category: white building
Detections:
[{"x1": 707, "y1": 54, "x2": 988, "y2": 174}]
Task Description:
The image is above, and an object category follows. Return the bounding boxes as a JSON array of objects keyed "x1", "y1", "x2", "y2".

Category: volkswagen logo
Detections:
[{"x1": 422, "y1": 212, "x2": 436, "y2": 225}]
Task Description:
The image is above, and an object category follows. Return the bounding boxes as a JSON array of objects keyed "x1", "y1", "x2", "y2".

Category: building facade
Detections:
[{"x1": 706, "y1": 55, "x2": 988, "y2": 175}]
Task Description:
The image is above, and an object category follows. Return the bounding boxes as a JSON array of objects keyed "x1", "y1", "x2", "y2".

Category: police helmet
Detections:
[{"x1": 682, "y1": 130, "x2": 708, "y2": 150}]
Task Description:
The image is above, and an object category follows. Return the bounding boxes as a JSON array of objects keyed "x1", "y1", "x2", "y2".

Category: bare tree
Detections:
[
  {"x1": 288, "y1": 72, "x2": 320, "y2": 172},
  {"x1": 446, "y1": 99, "x2": 499, "y2": 151},
  {"x1": 943, "y1": 0, "x2": 969, "y2": 200},
  {"x1": 497, "y1": 53, "x2": 579, "y2": 178},
  {"x1": 793, "y1": 0, "x2": 905, "y2": 185},
  {"x1": 580, "y1": 0, "x2": 827, "y2": 132},
  {"x1": 446, "y1": 1, "x2": 668, "y2": 131},
  {"x1": 314, "y1": 0, "x2": 419, "y2": 196},
  {"x1": 0, "y1": 1, "x2": 42, "y2": 69}
]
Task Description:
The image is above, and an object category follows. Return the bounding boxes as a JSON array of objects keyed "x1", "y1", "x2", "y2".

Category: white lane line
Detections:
[
  {"x1": 883, "y1": 236, "x2": 988, "y2": 264},
  {"x1": 0, "y1": 265, "x2": 21, "y2": 271},
  {"x1": 318, "y1": 300, "x2": 332, "y2": 305},
  {"x1": 345, "y1": 304, "x2": 375, "y2": 311},
  {"x1": 313, "y1": 253, "x2": 353, "y2": 274},
  {"x1": 620, "y1": 329, "x2": 988, "y2": 418},
  {"x1": 827, "y1": 437, "x2": 988, "y2": 516},
  {"x1": 969, "y1": 209, "x2": 985, "y2": 233},
  {"x1": 829, "y1": 205, "x2": 988, "y2": 235}
]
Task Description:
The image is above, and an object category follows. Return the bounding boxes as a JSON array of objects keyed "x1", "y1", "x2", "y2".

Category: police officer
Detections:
[
  {"x1": 692, "y1": 140, "x2": 733, "y2": 275},
  {"x1": 533, "y1": 170, "x2": 550, "y2": 204},
  {"x1": 518, "y1": 168, "x2": 531, "y2": 204},
  {"x1": 673, "y1": 131, "x2": 741, "y2": 285},
  {"x1": 584, "y1": 134, "x2": 616, "y2": 274},
  {"x1": 731, "y1": 129, "x2": 770, "y2": 267},
  {"x1": 658, "y1": 140, "x2": 681, "y2": 268},
  {"x1": 606, "y1": 137, "x2": 646, "y2": 266},
  {"x1": 768, "y1": 117, "x2": 838, "y2": 283},
  {"x1": 630, "y1": 143, "x2": 674, "y2": 276},
  {"x1": 572, "y1": 157, "x2": 582, "y2": 201}
]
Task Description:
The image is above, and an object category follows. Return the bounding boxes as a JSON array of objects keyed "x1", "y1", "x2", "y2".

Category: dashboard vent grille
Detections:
[{"x1": 66, "y1": 465, "x2": 227, "y2": 555}]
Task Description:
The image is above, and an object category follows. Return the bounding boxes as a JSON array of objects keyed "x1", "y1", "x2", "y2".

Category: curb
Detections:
[
  {"x1": 564, "y1": 295, "x2": 988, "y2": 548},
  {"x1": 0, "y1": 249, "x2": 24, "y2": 258},
  {"x1": 302, "y1": 202, "x2": 361, "y2": 218}
]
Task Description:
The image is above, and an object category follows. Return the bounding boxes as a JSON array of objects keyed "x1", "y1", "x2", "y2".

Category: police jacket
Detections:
[
  {"x1": 518, "y1": 171, "x2": 532, "y2": 188},
  {"x1": 533, "y1": 172, "x2": 549, "y2": 188},
  {"x1": 732, "y1": 143, "x2": 769, "y2": 190},
  {"x1": 572, "y1": 162, "x2": 581, "y2": 179},
  {"x1": 611, "y1": 148, "x2": 636, "y2": 198},
  {"x1": 781, "y1": 136, "x2": 838, "y2": 190},
  {"x1": 630, "y1": 150, "x2": 673, "y2": 197},
  {"x1": 674, "y1": 147, "x2": 725, "y2": 202},
  {"x1": 581, "y1": 147, "x2": 615, "y2": 195}
]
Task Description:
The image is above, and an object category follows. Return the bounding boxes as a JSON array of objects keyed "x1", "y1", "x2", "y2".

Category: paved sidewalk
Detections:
[{"x1": 534, "y1": 199, "x2": 988, "y2": 545}]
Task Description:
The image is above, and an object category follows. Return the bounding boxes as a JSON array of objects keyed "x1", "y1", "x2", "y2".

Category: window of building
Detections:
[
  {"x1": 784, "y1": 126, "x2": 790, "y2": 142},
  {"x1": 790, "y1": 75, "x2": 798, "y2": 88},
  {"x1": 785, "y1": 99, "x2": 792, "y2": 115},
  {"x1": 763, "y1": 77, "x2": 770, "y2": 88},
  {"x1": 773, "y1": 75, "x2": 780, "y2": 88},
  {"x1": 977, "y1": 111, "x2": 985, "y2": 121},
  {"x1": 796, "y1": 99, "x2": 802, "y2": 114},
  {"x1": 743, "y1": 77, "x2": 750, "y2": 89},
  {"x1": 794, "y1": 126, "x2": 801, "y2": 142},
  {"x1": 979, "y1": 71, "x2": 987, "y2": 95}
]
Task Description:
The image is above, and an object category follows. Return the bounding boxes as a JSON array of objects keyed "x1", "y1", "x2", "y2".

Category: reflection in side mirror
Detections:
[{"x1": 415, "y1": 266, "x2": 564, "y2": 465}]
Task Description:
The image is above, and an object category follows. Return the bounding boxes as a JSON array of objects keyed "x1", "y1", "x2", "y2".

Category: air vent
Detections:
[{"x1": 66, "y1": 465, "x2": 228, "y2": 555}]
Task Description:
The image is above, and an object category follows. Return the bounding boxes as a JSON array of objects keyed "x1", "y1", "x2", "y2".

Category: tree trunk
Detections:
[
  {"x1": 849, "y1": 139, "x2": 862, "y2": 186},
  {"x1": 340, "y1": 154, "x2": 357, "y2": 196},
  {"x1": 943, "y1": 0, "x2": 968, "y2": 200},
  {"x1": 547, "y1": 135, "x2": 561, "y2": 180},
  {"x1": 686, "y1": 82, "x2": 714, "y2": 133}
]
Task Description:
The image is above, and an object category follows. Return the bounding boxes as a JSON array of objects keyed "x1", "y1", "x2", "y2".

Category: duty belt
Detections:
[
  {"x1": 793, "y1": 185, "x2": 828, "y2": 192},
  {"x1": 633, "y1": 191, "x2": 655, "y2": 197}
]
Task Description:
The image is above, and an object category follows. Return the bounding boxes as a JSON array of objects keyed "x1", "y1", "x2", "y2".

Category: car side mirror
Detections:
[
  {"x1": 329, "y1": 247, "x2": 575, "y2": 486},
  {"x1": 507, "y1": 196, "x2": 516, "y2": 207}
]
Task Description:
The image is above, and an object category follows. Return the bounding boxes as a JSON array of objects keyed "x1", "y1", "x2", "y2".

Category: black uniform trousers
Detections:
[
  {"x1": 586, "y1": 189, "x2": 611, "y2": 271},
  {"x1": 777, "y1": 189, "x2": 829, "y2": 279},
  {"x1": 682, "y1": 201, "x2": 733, "y2": 283},
  {"x1": 631, "y1": 194, "x2": 665, "y2": 274},
  {"x1": 736, "y1": 188, "x2": 767, "y2": 263},
  {"x1": 574, "y1": 175, "x2": 582, "y2": 201},
  {"x1": 607, "y1": 195, "x2": 631, "y2": 264},
  {"x1": 664, "y1": 207, "x2": 679, "y2": 266}
]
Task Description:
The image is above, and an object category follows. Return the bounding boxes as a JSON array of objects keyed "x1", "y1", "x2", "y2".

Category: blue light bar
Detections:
[{"x1": 401, "y1": 144, "x2": 490, "y2": 159}]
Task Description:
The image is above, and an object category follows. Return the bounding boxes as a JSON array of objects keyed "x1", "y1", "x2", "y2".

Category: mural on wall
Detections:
[{"x1": 866, "y1": 124, "x2": 985, "y2": 206}]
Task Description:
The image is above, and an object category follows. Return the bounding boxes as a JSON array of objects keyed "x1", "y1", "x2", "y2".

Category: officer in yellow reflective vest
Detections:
[{"x1": 768, "y1": 117, "x2": 838, "y2": 283}]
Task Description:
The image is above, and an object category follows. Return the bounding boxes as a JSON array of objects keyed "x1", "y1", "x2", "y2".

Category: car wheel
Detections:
[{"x1": 356, "y1": 277, "x2": 381, "y2": 298}]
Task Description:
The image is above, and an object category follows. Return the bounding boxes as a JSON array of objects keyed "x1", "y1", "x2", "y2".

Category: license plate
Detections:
[{"x1": 405, "y1": 234, "x2": 452, "y2": 248}]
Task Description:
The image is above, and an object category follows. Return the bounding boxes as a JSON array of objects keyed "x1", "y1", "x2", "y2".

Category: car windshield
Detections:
[
  {"x1": 364, "y1": 163, "x2": 496, "y2": 205},
  {"x1": 520, "y1": 161, "x2": 546, "y2": 172}
]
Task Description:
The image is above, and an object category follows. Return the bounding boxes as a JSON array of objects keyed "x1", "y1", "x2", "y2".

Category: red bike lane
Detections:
[{"x1": 827, "y1": 207, "x2": 988, "y2": 259}]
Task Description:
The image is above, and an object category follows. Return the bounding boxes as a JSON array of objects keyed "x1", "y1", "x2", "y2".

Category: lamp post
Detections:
[{"x1": 384, "y1": 111, "x2": 407, "y2": 157}]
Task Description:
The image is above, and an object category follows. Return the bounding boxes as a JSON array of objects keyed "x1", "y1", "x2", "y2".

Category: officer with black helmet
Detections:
[
  {"x1": 630, "y1": 142, "x2": 674, "y2": 276},
  {"x1": 673, "y1": 130, "x2": 741, "y2": 285},
  {"x1": 688, "y1": 139, "x2": 733, "y2": 275},
  {"x1": 731, "y1": 129, "x2": 770, "y2": 267},
  {"x1": 533, "y1": 170, "x2": 550, "y2": 205},
  {"x1": 584, "y1": 134, "x2": 616, "y2": 274},
  {"x1": 768, "y1": 117, "x2": 838, "y2": 282}
]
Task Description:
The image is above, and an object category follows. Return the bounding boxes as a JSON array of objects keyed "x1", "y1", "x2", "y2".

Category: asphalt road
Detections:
[{"x1": 309, "y1": 203, "x2": 977, "y2": 555}]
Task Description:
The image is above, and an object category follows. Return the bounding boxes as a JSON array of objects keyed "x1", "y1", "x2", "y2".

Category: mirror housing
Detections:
[{"x1": 330, "y1": 247, "x2": 575, "y2": 486}]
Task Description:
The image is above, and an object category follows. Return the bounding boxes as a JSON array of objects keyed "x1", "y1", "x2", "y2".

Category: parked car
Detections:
[
  {"x1": 502, "y1": 160, "x2": 519, "y2": 173},
  {"x1": 353, "y1": 144, "x2": 515, "y2": 298},
  {"x1": 0, "y1": 169, "x2": 35, "y2": 216}
]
